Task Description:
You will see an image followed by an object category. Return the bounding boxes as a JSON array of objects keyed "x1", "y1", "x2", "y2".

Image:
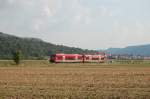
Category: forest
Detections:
[{"x1": 0, "y1": 32, "x2": 96, "y2": 59}]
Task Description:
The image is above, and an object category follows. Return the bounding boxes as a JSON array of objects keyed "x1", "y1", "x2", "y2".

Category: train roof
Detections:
[{"x1": 55, "y1": 53, "x2": 81, "y2": 56}]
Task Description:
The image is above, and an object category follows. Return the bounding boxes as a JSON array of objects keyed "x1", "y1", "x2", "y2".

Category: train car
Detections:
[
  {"x1": 50, "y1": 54, "x2": 83, "y2": 63},
  {"x1": 50, "y1": 53, "x2": 106, "y2": 63},
  {"x1": 84, "y1": 54, "x2": 106, "y2": 63}
]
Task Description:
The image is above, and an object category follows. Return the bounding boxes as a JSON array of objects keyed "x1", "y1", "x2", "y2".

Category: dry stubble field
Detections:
[{"x1": 0, "y1": 60, "x2": 150, "y2": 99}]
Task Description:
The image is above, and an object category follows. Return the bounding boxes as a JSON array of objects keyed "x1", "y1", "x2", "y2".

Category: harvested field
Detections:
[{"x1": 0, "y1": 61, "x2": 150, "y2": 99}]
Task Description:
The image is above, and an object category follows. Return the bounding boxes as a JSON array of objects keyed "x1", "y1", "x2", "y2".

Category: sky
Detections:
[{"x1": 0, "y1": 0, "x2": 150, "y2": 49}]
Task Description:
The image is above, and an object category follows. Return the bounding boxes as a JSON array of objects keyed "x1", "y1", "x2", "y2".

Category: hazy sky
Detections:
[{"x1": 0, "y1": 0, "x2": 150, "y2": 49}]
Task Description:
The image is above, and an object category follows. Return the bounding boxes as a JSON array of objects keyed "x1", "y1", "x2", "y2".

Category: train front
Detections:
[{"x1": 50, "y1": 54, "x2": 56, "y2": 63}]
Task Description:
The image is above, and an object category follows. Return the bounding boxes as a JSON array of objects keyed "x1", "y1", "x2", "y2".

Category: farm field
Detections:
[{"x1": 0, "y1": 60, "x2": 150, "y2": 99}]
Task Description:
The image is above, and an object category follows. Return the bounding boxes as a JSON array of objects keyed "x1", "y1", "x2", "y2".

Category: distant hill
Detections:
[
  {"x1": 107, "y1": 44, "x2": 150, "y2": 56},
  {"x1": 0, "y1": 32, "x2": 96, "y2": 59}
]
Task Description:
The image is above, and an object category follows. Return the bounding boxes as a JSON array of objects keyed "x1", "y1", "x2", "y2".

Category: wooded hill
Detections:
[
  {"x1": 107, "y1": 44, "x2": 150, "y2": 56},
  {"x1": 0, "y1": 32, "x2": 96, "y2": 59}
]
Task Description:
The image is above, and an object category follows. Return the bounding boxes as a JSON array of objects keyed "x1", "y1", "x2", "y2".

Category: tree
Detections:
[{"x1": 13, "y1": 50, "x2": 22, "y2": 65}]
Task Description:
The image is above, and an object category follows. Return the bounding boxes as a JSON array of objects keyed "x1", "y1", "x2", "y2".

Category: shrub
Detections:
[{"x1": 13, "y1": 50, "x2": 22, "y2": 65}]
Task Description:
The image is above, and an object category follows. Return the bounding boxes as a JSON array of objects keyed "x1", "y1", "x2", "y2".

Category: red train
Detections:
[{"x1": 50, "y1": 53, "x2": 107, "y2": 63}]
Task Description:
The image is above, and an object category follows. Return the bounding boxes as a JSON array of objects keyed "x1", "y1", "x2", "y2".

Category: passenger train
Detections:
[{"x1": 50, "y1": 53, "x2": 107, "y2": 63}]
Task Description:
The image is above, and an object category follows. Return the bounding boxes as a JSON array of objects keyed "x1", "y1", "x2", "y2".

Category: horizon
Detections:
[{"x1": 0, "y1": 0, "x2": 150, "y2": 49}]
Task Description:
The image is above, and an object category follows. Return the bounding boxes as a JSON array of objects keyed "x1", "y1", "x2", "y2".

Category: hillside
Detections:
[
  {"x1": 107, "y1": 44, "x2": 150, "y2": 56},
  {"x1": 0, "y1": 32, "x2": 96, "y2": 59}
]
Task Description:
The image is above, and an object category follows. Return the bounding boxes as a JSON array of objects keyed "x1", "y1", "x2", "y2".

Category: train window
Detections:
[
  {"x1": 65, "y1": 56, "x2": 76, "y2": 60},
  {"x1": 50, "y1": 55, "x2": 56, "y2": 62},
  {"x1": 92, "y1": 58, "x2": 99, "y2": 60},
  {"x1": 101, "y1": 57, "x2": 105, "y2": 60},
  {"x1": 86, "y1": 57, "x2": 89, "y2": 60},
  {"x1": 78, "y1": 56, "x2": 83, "y2": 60},
  {"x1": 51, "y1": 55, "x2": 55, "y2": 59}
]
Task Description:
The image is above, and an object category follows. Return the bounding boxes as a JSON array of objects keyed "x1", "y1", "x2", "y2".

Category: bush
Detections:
[{"x1": 13, "y1": 50, "x2": 22, "y2": 65}]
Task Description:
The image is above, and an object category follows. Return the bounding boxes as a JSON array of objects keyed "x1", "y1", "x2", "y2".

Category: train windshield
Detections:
[{"x1": 50, "y1": 55, "x2": 56, "y2": 62}]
